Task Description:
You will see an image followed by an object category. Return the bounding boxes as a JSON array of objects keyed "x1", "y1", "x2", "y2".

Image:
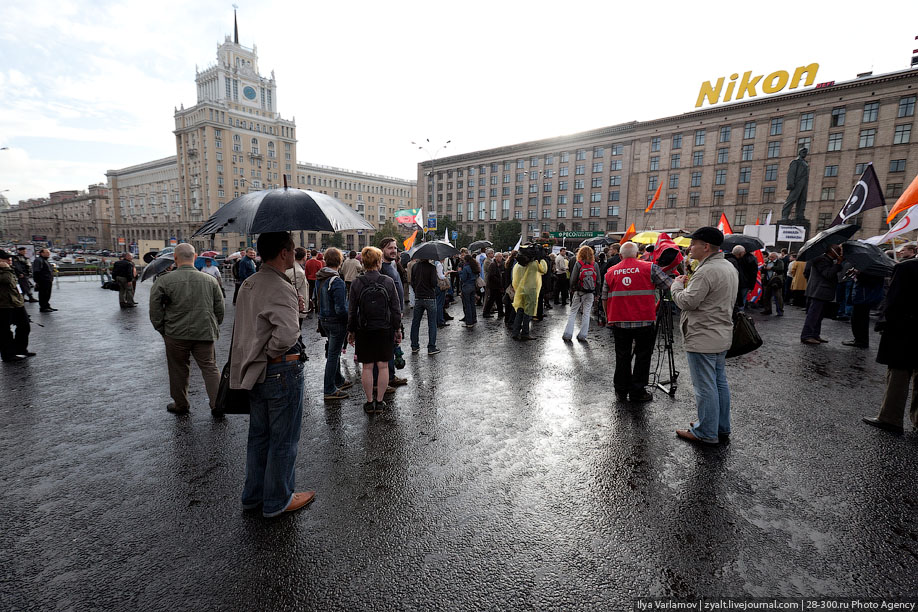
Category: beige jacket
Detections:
[
  {"x1": 671, "y1": 252, "x2": 738, "y2": 354},
  {"x1": 339, "y1": 258, "x2": 363, "y2": 282},
  {"x1": 230, "y1": 265, "x2": 301, "y2": 390}
]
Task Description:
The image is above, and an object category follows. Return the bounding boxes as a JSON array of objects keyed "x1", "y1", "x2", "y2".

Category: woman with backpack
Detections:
[
  {"x1": 562, "y1": 245, "x2": 597, "y2": 342},
  {"x1": 347, "y1": 246, "x2": 402, "y2": 414},
  {"x1": 458, "y1": 254, "x2": 479, "y2": 328}
]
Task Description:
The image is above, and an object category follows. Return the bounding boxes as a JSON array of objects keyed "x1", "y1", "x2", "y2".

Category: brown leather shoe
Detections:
[
  {"x1": 390, "y1": 376, "x2": 408, "y2": 386},
  {"x1": 676, "y1": 429, "x2": 719, "y2": 445},
  {"x1": 801, "y1": 338, "x2": 821, "y2": 345},
  {"x1": 283, "y1": 491, "x2": 316, "y2": 514}
]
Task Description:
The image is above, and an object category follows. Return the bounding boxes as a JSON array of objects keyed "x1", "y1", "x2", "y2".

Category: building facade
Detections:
[
  {"x1": 419, "y1": 67, "x2": 918, "y2": 243},
  {"x1": 106, "y1": 156, "x2": 179, "y2": 250},
  {"x1": 0, "y1": 185, "x2": 112, "y2": 248}
]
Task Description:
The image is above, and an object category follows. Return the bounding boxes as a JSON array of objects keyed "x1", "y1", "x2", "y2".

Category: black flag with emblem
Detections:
[{"x1": 831, "y1": 163, "x2": 886, "y2": 226}]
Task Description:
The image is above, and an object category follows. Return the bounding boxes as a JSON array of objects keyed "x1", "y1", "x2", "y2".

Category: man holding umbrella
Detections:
[{"x1": 801, "y1": 245, "x2": 843, "y2": 345}]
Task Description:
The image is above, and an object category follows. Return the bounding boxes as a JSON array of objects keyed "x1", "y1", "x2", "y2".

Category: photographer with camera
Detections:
[
  {"x1": 602, "y1": 242, "x2": 673, "y2": 402},
  {"x1": 510, "y1": 244, "x2": 548, "y2": 341}
]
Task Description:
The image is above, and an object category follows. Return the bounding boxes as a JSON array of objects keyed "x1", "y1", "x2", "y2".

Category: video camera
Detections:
[{"x1": 516, "y1": 243, "x2": 548, "y2": 267}]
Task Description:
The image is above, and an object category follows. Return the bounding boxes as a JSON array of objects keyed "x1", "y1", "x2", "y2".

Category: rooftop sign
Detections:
[{"x1": 695, "y1": 63, "x2": 819, "y2": 108}]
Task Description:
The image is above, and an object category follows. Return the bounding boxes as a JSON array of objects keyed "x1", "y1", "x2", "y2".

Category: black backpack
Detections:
[{"x1": 358, "y1": 280, "x2": 391, "y2": 330}]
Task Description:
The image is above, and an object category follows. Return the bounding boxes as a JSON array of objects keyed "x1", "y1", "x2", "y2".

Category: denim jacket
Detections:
[
  {"x1": 459, "y1": 264, "x2": 476, "y2": 287},
  {"x1": 316, "y1": 267, "x2": 348, "y2": 324}
]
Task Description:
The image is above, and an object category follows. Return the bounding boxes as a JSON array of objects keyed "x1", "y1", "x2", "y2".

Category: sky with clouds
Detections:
[{"x1": 0, "y1": 0, "x2": 917, "y2": 205}]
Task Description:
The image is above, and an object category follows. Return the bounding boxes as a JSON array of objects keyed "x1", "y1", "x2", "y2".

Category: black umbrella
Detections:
[
  {"x1": 578, "y1": 236, "x2": 611, "y2": 250},
  {"x1": 408, "y1": 240, "x2": 459, "y2": 261},
  {"x1": 721, "y1": 234, "x2": 765, "y2": 253},
  {"x1": 468, "y1": 240, "x2": 492, "y2": 252},
  {"x1": 141, "y1": 253, "x2": 174, "y2": 282},
  {"x1": 841, "y1": 240, "x2": 895, "y2": 277},
  {"x1": 797, "y1": 224, "x2": 860, "y2": 262},
  {"x1": 191, "y1": 187, "x2": 374, "y2": 237}
]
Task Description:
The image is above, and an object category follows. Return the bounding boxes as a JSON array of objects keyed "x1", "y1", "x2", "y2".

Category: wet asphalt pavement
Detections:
[{"x1": 1, "y1": 277, "x2": 916, "y2": 610}]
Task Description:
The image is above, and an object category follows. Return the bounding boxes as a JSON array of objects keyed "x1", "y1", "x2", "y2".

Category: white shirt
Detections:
[{"x1": 202, "y1": 265, "x2": 221, "y2": 281}]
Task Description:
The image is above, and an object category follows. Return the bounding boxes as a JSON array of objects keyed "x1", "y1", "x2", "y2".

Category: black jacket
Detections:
[
  {"x1": 32, "y1": 256, "x2": 53, "y2": 283},
  {"x1": 803, "y1": 255, "x2": 841, "y2": 301},
  {"x1": 410, "y1": 261, "x2": 438, "y2": 300},
  {"x1": 876, "y1": 258, "x2": 918, "y2": 369},
  {"x1": 112, "y1": 259, "x2": 135, "y2": 279}
]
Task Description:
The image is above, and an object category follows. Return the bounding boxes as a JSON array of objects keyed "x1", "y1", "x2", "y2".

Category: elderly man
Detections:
[
  {"x1": 801, "y1": 245, "x2": 843, "y2": 344},
  {"x1": 671, "y1": 227, "x2": 738, "y2": 444},
  {"x1": 111, "y1": 252, "x2": 138, "y2": 308},
  {"x1": 149, "y1": 243, "x2": 224, "y2": 415},
  {"x1": 0, "y1": 249, "x2": 34, "y2": 362}
]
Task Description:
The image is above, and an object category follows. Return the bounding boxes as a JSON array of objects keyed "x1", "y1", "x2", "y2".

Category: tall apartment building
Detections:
[
  {"x1": 0, "y1": 185, "x2": 111, "y2": 247},
  {"x1": 419, "y1": 67, "x2": 918, "y2": 242}
]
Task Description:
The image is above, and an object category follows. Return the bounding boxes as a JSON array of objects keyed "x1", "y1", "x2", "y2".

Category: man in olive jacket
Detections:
[
  {"x1": 671, "y1": 227, "x2": 738, "y2": 445},
  {"x1": 149, "y1": 243, "x2": 224, "y2": 414},
  {"x1": 0, "y1": 249, "x2": 34, "y2": 362}
]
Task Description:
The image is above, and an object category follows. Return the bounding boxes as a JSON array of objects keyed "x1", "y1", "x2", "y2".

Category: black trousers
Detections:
[
  {"x1": 482, "y1": 287, "x2": 503, "y2": 317},
  {"x1": 553, "y1": 274, "x2": 569, "y2": 305},
  {"x1": 36, "y1": 280, "x2": 52, "y2": 310},
  {"x1": 851, "y1": 303, "x2": 872, "y2": 346},
  {"x1": 0, "y1": 306, "x2": 30, "y2": 359},
  {"x1": 612, "y1": 324, "x2": 657, "y2": 394}
]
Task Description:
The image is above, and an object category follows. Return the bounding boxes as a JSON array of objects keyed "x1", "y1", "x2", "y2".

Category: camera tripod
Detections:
[{"x1": 652, "y1": 290, "x2": 679, "y2": 396}]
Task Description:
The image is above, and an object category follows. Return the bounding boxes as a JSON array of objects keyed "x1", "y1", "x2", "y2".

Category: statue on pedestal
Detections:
[{"x1": 781, "y1": 148, "x2": 809, "y2": 221}]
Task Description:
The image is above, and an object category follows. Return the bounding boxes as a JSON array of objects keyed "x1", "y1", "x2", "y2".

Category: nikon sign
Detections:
[{"x1": 695, "y1": 63, "x2": 819, "y2": 108}]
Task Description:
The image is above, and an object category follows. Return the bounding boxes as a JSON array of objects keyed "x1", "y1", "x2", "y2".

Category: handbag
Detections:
[
  {"x1": 213, "y1": 324, "x2": 250, "y2": 415},
  {"x1": 726, "y1": 310, "x2": 762, "y2": 358},
  {"x1": 437, "y1": 277, "x2": 450, "y2": 291},
  {"x1": 475, "y1": 276, "x2": 486, "y2": 289}
]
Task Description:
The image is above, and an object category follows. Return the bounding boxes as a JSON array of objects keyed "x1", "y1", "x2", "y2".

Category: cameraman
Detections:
[{"x1": 510, "y1": 245, "x2": 548, "y2": 340}]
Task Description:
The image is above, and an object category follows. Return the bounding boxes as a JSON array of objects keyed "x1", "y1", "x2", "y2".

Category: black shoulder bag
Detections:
[{"x1": 213, "y1": 323, "x2": 250, "y2": 416}]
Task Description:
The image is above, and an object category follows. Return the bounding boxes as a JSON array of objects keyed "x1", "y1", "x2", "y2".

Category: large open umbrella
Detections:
[
  {"x1": 797, "y1": 224, "x2": 859, "y2": 262},
  {"x1": 674, "y1": 236, "x2": 692, "y2": 248},
  {"x1": 578, "y1": 236, "x2": 611, "y2": 250},
  {"x1": 722, "y1": 234, "x2": 765, "y2": 253},
  {"x1": 842, "y1": 240, "x2": 895, "y2": 277},
  {"x1": 408, "y1": 240, "x2": 459, "y2": 261},
  {"x1": 468, "y1": 240, "x2": 492, "y2": 252},
  {"x1": 192, "y1": 187, "x2": 374, "y2": 237},
  {"x1": 630, "y1": 231, "x2": 659, "y2": 244},
  {"x1": 140, "y1": 253, "x2": 174, "y2": 282}
]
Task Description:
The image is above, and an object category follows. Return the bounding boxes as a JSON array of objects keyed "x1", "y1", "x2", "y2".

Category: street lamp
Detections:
[{"x1": 412, "y1": 139, "x2": 450, "y2": 241}]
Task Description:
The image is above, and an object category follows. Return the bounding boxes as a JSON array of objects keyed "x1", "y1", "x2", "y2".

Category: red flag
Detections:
[
  {"x1": 644, "y1": 183, "x2": 663, "y2": 213},
  {"x1": 652, "y1": 232, "x2": 684, "y2": 274},
  {"x1": 717, "y1": 213, "x2": 734, "y2": 235},
  {"x1": 755, "y1": 217, "x2": 760, "y2": 225},
  {"x1": 620, "y1": 223, "x2": 637, "y2": 245}
]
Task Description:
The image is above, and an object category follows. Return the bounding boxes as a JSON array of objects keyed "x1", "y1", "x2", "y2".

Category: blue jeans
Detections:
[
  {"x1": 322, "y1": 320, "x2": 347, "y2": 394},
  {"x1": 686, "y1": 351, "x2": 730, "y2": 443},
  {"x1": 411, "y1": 298, "x2": 438, "y2": 351},
  {"x1": 436, "y1": 288, "x2": 446, "y2": 325},
  {"x1": 461, "y1": 283, "x2": 477, "y2": 324},
  {"x1": 242, "y1": 360, "x2": 305, "y2": 517}
]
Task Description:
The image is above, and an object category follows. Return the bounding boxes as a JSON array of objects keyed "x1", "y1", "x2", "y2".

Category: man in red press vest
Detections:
[{"x1": 602, "y1": 241, "x2": 673, "y2": 402}]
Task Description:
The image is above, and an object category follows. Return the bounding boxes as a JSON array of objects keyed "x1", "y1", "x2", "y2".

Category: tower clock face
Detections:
[{"x1": 243, "y1": 86, "x2": 257, "y2": 100}]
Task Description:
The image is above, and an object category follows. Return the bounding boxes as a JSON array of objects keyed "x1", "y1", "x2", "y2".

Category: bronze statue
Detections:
[{"x1": 781, "y1": 148, "x2": 809, "y2": 221}]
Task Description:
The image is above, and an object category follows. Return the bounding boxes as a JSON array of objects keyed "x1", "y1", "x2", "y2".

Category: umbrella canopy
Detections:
[
  {"x1": 797, "y1": 224, "x2": 860, "y2": 262},
  {"x1": 467, "y1": 240, "x2": 493, "y2": 252},
  {"x1": 841, "y1": 240, "x2": 895, "y2": 277},
  {"x1": 721, "y1": 234, "x2": 765, "y2": 253},
  {"x1": 630, "y1": 231, "x2": 659, "y2": 244},
  {"x1": 200, "y1": 250, "x2": 219, "y2": 258},
  {"x1": 408, "y1": 240, "x2": 459, "y2": 261},
  {"x1": 191, "y1": 188, "x2": 375, "y2": 237},
  {"x1": 225, "y1": 251, "x2": 244, "y2": 261},
  {"x1": 141, "y1": 253, "x2": 174, "y2": 282},
  {"x1": 578, "y1": 236, "x2": 611, "y2": 250},
  {"x1": 673, "y1": 236, "x2": 692, "y2": 248}
]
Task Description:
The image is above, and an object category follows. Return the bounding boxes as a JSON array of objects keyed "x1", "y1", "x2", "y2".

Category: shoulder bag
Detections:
[
  {"x1": 726, "y1": 310, "x2": 763, "y2": 358},
  {"x1": 213, "y1": 323, "x2": 251, "y2": 415}
]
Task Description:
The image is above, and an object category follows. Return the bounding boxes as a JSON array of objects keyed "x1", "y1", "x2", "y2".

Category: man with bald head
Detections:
[{"x1": 149, "y1": 243, "x2": 225, "y2": 415}]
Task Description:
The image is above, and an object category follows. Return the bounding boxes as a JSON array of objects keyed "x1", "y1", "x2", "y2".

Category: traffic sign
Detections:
[
  {"x1": 451, "y1": 230, "x2": 458, "y2": 241},
  {"x1": 427, "y1": 215, "x2": 437, "y2": 231}
]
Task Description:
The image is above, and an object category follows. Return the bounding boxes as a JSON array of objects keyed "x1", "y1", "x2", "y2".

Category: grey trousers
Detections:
[
  {"x1": 163, "y1": 336, "x2": 221, "y2": 411},
  {"x1": 878, "y1": 368, "x2": 918, "y2": 429}
]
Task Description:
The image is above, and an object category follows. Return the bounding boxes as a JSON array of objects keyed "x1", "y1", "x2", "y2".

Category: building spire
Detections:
[{"x1": 233, "y1": 4, "x2": 239, "y2": 44}]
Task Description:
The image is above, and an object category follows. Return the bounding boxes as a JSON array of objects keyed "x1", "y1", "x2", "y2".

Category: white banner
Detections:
[
  {"x1": 778, "y1": 225, "x2": 807, "y2": 242},
  {"x1": 864, "y1": 205, "x2": 918, "y2": 245},
  {"x1": 742, "y1": 224, "x2": 776, "y2": 247}
]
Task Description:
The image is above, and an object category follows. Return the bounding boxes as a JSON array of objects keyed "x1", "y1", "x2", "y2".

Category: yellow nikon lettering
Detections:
[{"x1": 695, "y1": 63, "x2": 820, "y2": 107}]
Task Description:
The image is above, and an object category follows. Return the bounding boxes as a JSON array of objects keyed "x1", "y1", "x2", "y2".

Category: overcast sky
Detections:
[{"x1": 1, "y1": 0, "x2": 917, "y2": 205}]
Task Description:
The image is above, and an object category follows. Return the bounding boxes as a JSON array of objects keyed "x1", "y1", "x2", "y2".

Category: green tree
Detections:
[
  {"x1": 327, "y1": 232, "x2": 344, "y2": 248},
  {"x1": 473, "y1": 228, "x2": 486, "y2": 242},
  {"x1": 373, "y1": 220, "x2": 409, "y2": 247},
  {"x1": 438, "y1": 216, "x2": 474, "y2": 249},
  {"x1": 490, "y1": 220, "x2": 522, "y2": 251}
]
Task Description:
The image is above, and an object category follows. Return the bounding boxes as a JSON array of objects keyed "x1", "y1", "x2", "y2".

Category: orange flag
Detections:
[
  {"x1": 620, "y1": 223, "x2": 637, "y2": 245},
  {"x1": 886, "y1": 173, "x2": 918, "y2": 223},
  {"x1": 403, "y1": 229, "x2": 418, "y2": 251},
  {"x1": 644, "y1": 183, "x2": 663, "y2": 213},
  {"x1": 717, "y1": 213, "x2": 734, "y2": 235}
]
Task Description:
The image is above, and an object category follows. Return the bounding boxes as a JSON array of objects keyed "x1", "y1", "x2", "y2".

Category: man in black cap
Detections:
[
  {"x1": 0, "y1": 249, "x2": 35, "y2": 362},
  {"x1": 670, "y1": 227, "x2": 738, "y2": 445}
]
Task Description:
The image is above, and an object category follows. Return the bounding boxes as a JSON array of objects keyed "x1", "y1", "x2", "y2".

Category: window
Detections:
[
  {"x1": 694, "y1": 129, "x2": 706, "y2": 146},
  {"x1": 820, "y1": 187, "x2": 836, "y2": 200},
  {"x1": 590, "y1": 192, "x2": 602, "y2": 203},
  {"x1": 762, "y1": 187, "x2": 776, "y2": 202},
  {"x1": 611, "y1": 144, "x2": 623, "y2": 156},
  {"x1": 689, "y1": 192, "x2": 700, "y2": 207},
  {"x1": 542, "y1": 208, "x2": 550, "y2": 218},
  {"x1": 824, "y1": 165, "x2": 838, "y2": 177},
  {"x1": 515, "y1": 185, "x2": 523, "y2": 195},
  {"x1": 576, "y1": 149, "x2": 586, "y2": 161},
  {"x1": 817, "y1": 212, "x2": 833, "y2": 229},
  {"x1": 669, "y1": 174, "x2": 679, "y2": 189},
  {"x1": 573, "y1": 208, "x2": 583, "y2": 218},
  {"x1": 503, "y1": 174, "x2": 511, "y2": 184},
  {"x1": 502, "y1": 187, "x2": 510, "y2": 196},
  {"x1": 609, "y1": 160, "x2": 623, "y2": 171},
  {"x1": 863, "y1": 102, "x2": 879, "y2": 122},
  {"x1": 651, "y1": 137, "x2": 661, "y2": 152},
  {"x1": 608, "y1": 191, "x2": 620, "y2": 202},
  {"x1": 715, "y1": 169, "x2": 727, "y2": 185},
  {"x1": 671, "y1": 154, "x2": 681, "y2": 169},
  {"x1": 672, "y1": 134, "x2": 682, "y2": 149},
  {"x1": 741, "y1": 144, "x2": 754, "y2": 161},
  {"x1": 890, "y1": 159, "x2": 906, "y2": 173},
  {"x1": 574, "y1": 179, "x2": 584, "y2": 189},
  {"x1": 738, "y1": 167, "x2": 751, "y2": 183},
  {"x1": 710, "y1": 208, "x2": 723, "y2": 224},
  {"x1": 573, "y1": 194, "x2": 584, "y2": 204},
  {"x1": 543, "y1": 196, "x2": 552, "y2": 205},
  {"x1": 490, "y1": 188, "x2": 497, "y2": 197},
  {"x1": 770, "y1": 117, "x2": 783, "y2": 136},
  {"x1": 528, "y1": 210, "x2": 537, "y2": 219},
  {"x1": 717, "y1": 148, "x2": 729, "y2": 164},
  {"x1": 693, "y1": 151, "x2": 704, "y2": 166},
  {"x1": 719, "y1": 125, "x2": 731, "y2": 142},
  {"x1": 797, "y1": 137, "x2": 812, "y2": 151},
  {"x1": 743, "y1": 121, "x2": 756, "y2": 139},
  {"x1": 543, "y1": 182, "x2": 552, "y2": 192},
  {"x1": 590, "y1": 206, "x2": 601, "y2": 217},
  {"x1": 894, "y1": 124, "x2": 912, "y2": 145},
  {"x1": 666, "y1": 194, "x2": 677, "y2": 208},
  {"x1": 799, "y1": 112, "x2": 814, "y2": 131},
  {"x1": 529, "y1": 197, "x2": 538, "y2": 206},
  {"x1": 887, "y1": 183, "x2": 904, "y2": 198},
  {"x1": 592, "y1": 162, "x2": 603, "y2": 173},
  {"x1": 561, "y1": 152, "x2": 570, "y2": 163},
  {"x1": 529, "y1": 184, "x2": 538, "y2": 193},
  {"x1": 855, "y1": 162, "x2": 869, "y2": 175},
  {"x1": 543, "y1": 169, "x2": 554, "y2": 178},
  {"x1": 859, "y1": 129, "x2": 876, "y2": 148},
  {"x1": 575, "y1": 165, "x2": 585, "y2": 175},
  {"x1": 559, "y1": 180, "x2": 568, "y2": 190},
  {"x1": 827, "y1": 133, "x2": 843, "y2": 152},
  {"x1": 517, "y1": 159, "x2": 525, "y2": 169},
  {"x1": 609, "y1": 175, "x2": 621, "y2": 186},
  {"x1": 899, "y1": 96, "x2": 916, "y2": 118},
  {"x1": 735, "y1": 209, "x2": 747, "y2": 226},
  {"x1": 544, "y1": 154, "x2": 554, "y2": 165},
  {"x1": 691, "y1": 171, "x2": 702, "y2": 187},
  {"x1": 737, "y1": 188, "x2": 749, "y2": 205},
  {"x1": 767, "y1": 141, "x2": 781, "y2": 158},
  {"x1": 648, "y1": 176, "x2": 659, "y2": 191},
  {"x1": 559, "y1": 166, "x2": 569, "y2": 177},
  {"x1": 558, "y1": 195, "x2": 568, "y2": 204},
  {"x1": 831, "y1": 107, "x2": 846, "y2": 127},
  {"x1": 649, "y1": 157, "x2": 659, "y2": 171},
  {"x1": 591, "y1": 177, "x2": 602, "y2": 188}
]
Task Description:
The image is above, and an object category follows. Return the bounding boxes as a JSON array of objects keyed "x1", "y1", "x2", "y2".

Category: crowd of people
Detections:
[{"x1": 2, "y1": 226, "x2": 916, "y2": 518}]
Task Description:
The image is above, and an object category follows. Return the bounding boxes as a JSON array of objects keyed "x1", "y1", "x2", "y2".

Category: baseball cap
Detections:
[{"x1": 686, "y1": 226, "x2": 725, "y2": 247}]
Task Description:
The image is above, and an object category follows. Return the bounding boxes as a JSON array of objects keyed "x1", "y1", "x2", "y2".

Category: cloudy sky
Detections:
[{"x1": 0, "y1": 0, "x2": 916, "y2": 204}]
